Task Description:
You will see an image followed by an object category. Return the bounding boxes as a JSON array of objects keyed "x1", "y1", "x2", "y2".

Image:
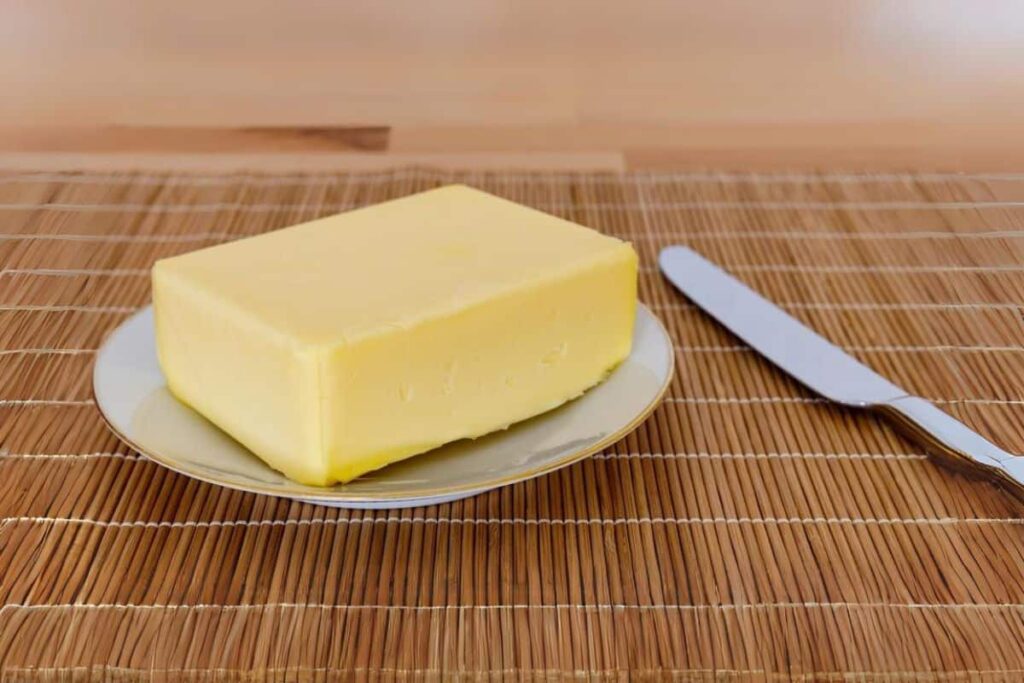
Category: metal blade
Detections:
[{"x1": 658, "y1": 246, "x2": 907, "y2": 407}]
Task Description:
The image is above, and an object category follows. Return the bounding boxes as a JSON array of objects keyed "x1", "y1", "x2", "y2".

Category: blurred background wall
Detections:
[{"x1": 2, "y1": 0, "x2": 1022, "y2": 167}]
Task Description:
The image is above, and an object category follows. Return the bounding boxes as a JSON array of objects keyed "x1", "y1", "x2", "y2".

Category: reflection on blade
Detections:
[{"x1": 659, "y1": 246, "x2": 907, "y2": 407}]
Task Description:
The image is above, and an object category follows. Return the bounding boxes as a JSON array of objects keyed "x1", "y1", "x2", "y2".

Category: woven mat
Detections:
[{"x1": 3, "y1": 169, "x2": 1024, "y2": 682}]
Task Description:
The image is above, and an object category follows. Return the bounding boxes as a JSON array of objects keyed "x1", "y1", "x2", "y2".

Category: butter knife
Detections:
[{"x1": 659, "y1": 245, "x2": 1024, "y2": 498}]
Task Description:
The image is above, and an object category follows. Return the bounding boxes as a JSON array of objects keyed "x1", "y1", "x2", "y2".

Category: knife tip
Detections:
[{"x1": 658, "y1": 245, "x2": 696, "y2": 272}]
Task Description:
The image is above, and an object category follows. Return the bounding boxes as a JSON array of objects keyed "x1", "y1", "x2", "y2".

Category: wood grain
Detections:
[
  {"x1": 0, "y1": 127, "x2": 390, "y2": 153},
  {"x1": 5, "y1": 2, "x2": 1024, "y2": 169},
  {"x1": 5, "y1": 1, "x2": 1024, "y2": 128},
  {"x1": 2, "y1": 168, "x2": 1024, "y2": 680}
]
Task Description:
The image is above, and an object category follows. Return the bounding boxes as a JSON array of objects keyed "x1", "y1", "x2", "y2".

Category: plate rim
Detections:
[{"x1": 92, "y1": 303, "x2": 675, "y2": 503}]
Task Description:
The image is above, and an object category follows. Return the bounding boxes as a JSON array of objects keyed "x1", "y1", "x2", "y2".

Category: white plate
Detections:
[{"x1": 93, "y1": 304, "x2": 674, "y2": 509}]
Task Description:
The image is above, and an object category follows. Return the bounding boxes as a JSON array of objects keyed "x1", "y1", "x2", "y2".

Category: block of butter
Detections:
[{"x1": 152, "y1": 185, "x2": 637, "y2": 485}]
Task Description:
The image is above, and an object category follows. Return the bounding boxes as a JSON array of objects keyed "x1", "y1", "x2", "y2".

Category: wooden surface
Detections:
[
  {"x1": 2, "y1": 168, "x2": 1024, "y2": 680},
  {"x1": 5, "y1": 1, "x2": 1024, "y2": 127},
  {"x1": 4, "y1": 1, "x2": 1024, "y2": 170}
]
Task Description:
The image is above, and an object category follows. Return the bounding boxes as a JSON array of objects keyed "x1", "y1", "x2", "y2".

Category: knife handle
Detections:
[{"x1": 877, "y1": 395, "x2": 1024, "y2": 501}]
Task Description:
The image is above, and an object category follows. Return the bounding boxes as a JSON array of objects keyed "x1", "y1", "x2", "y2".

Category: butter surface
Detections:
[{"x1": 153, "y1": 185, "x2": 637, "y2": 485}]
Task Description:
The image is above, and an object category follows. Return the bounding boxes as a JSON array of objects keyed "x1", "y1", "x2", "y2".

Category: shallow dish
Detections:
[{"x1": 94, "y1": 304, "x2": 674, "y2": 509}]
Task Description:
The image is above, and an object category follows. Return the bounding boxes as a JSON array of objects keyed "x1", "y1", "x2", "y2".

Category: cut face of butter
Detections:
[{"x1": 152, "y1": 185, "x2": 637, "y2": 485}]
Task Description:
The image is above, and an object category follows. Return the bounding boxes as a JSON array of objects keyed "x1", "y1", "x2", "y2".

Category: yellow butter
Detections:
[{"x1": 152, "y1": 185, "x2": 637, "y2": 485}]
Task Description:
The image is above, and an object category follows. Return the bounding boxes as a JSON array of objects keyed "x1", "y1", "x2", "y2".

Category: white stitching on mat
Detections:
[
  {"x1": 0, "y1": 173, "x2": 416, "y2": 186},
  {"x1": 656, "y1": 301, "x2": 1024, "y2": 311},
  {"x1": 4, "y1": 200, "x2": 1024, "y2": 213},
  {"x1": 3, "y1": 516, "x2": 1018, "y2": 530},
  {"x1": 646, "y1": 229, "x2": 1024, "y2": 240},
  {"x1": 7, "y1": 228, "x2": 1024, "y2": 244},
  {"x1": 1, "y1": 302, "x2": 1017, "y2": 314},
  {"x1": 636, "y1": 171, "x2": 1024, "y2": 182},
  {"x1": 0, "y1": 452, "x2": 140, "y2": 460},
  {"x1": 667, "y1": 397, "x2": 829, "y2": 404},
  {"x1": 0, "y1": 170, "x2": 456, "y2": 187},
  {"x1": 675, "y1": 344, "x2": 1024, "y2": 353},
  {"x1": 11, "y1": 263, "x2": 1024, "y2": 277},
  {"x1": 632, "y1": 200, "x2": 1018, "y2": 210},
  {"x1": 0, "y1": 232, "x2": 238, "y2": 242},
  {"x1": 16, "y1": 344, "x2": 1021, "y2": 357},
  {"x1": 0, "y1": 451, "x2": 927, "y2": 461},
  {"x1": 0, "y1": 202, "x2": 358, "y2": 213},
  {"x1": 927, "y1": 398, "x2": 1024, "y2": 405},
  {"x1": 3, "y1": 601, "x2": 1023, "y2": 612},
  {"x1": 6, "y1": 396, "x2": 1024, "y2": 406},
  {"x1": 0, "y1": 304, "x2": 138, "y2": 313},
  {"x1": 1, "y1": 268, "x2": 149, "y2": 277},
  {"x1": 0, "y1": 348, "x2": 95, "y2": 356},
  {"x1": 592, "y1": 452, "x2": 928, "y2": 461},
  {"x1": 665, "y1": 397, "x2": 1024, "y2": 405},
  {"x1": 9, "y1": 264, "x2": 1024, "y2": 278},
  {"x1": 719, "y1": 264, "x2": 1024, "y2": 274},
  {"x1": 0, "y1": 399, "x2": 95, "y2": 406},
  {"x1": 642, "y1": 264, "x2": 1024, "y2": 274}
]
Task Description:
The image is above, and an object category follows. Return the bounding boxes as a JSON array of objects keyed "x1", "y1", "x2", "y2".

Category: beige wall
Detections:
[{"x1": 3, "y1": 0, "x2": 1023, "y2": 129}]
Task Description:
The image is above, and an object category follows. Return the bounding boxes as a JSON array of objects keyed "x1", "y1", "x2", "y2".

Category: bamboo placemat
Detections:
[{"x1": 3, "y1": 168, "x2": 1024, "y2": 681}]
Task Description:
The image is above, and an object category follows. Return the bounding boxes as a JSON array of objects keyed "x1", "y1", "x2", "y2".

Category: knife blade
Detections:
[{"x1": 658, "y1": 245, "x2": 1024, "y2": 494}]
